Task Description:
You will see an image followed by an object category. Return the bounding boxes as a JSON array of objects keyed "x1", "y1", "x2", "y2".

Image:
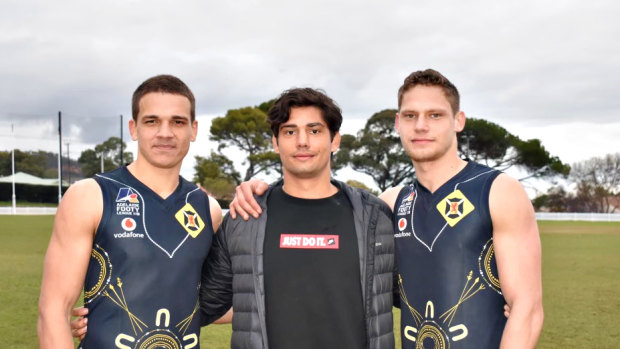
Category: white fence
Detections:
[
  {"x1": 535, "y1": 212, "x2": 620, "y2": 222},
  {"x1": 1, "y1": 207, "x2": 619, "y2": 221},
  {"x1": 0, "y1": 207, "x2": 57, "y2": 215}
]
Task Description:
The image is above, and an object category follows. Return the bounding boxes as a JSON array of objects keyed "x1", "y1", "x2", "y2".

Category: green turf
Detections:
[
  {"x1": 0, "y1": 216, "x2": 52, "y2": 348},
  {"x1": 1, "y1": 216, "x2": 618, "y2": 348},
  {"x1": 538, "y1": 227, "x2": 620, "y2": 348}
]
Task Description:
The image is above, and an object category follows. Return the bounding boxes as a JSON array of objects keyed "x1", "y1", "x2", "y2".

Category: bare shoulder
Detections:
[
  {"x1": 489, "y1": 174, "x2": 530, "y2": 209},
  {"x1": 58, "y1": 178, "x2": 102, "y2": 215},
  {"x1": 378, "y1": 186, "x2": 403, "y2": 211},
  {"x1": 490, "y1": 173, "x2": 525, "y2": 196},
  {"x1": 66, "y1": 177, "x2": 100, "y2": 193},
  {"x1": 489, "y1": 173, "x2": 536, "y2": 229},
  {"x1": 208, "y1": 195, "x2": 223, "y2": 232},
  {"x1": 54, "y1": 178, "x2": 103, "y2": 237}
]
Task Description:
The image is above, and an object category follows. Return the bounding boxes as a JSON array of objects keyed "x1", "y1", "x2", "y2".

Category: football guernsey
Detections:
[
  {"x1": 263, "y1": 187, "x2": 367, "y2": 349},
  {"x1": 394, "y1": 161, "x2": 505, "y2": 349},
  {"x1": 79, "y1": 167, "x2": 214, "y2": 349}
]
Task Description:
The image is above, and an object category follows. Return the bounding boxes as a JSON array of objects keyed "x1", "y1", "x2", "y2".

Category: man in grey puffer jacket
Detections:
[{"x1": 199, "y1": 87, "x2": 396, "y2": 349}]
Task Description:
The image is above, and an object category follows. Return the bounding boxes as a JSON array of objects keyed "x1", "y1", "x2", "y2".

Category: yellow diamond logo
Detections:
[
  {"x1": 174, "y1": 203, "x2": 205, "y2": 238},
  {"x1": 436, "y1": 189, "x2": 474, "y2": 227}
]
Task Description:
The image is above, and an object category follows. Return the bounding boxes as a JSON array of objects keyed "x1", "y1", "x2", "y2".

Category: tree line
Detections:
[
  {"x1": 4, "y1": 101, "x2": 617, "y2": 213},
  {"x1": 0, "y1": 150, "x2": 79, "y2": 179},
  {"x1": 533, "y1": 153, "x2": 620, "y2": 213},
  {"x1": 192, "y1": 101, "x2": 574, "y2": 205}
]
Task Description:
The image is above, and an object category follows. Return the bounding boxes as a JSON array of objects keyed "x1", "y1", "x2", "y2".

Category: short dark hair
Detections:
[
  {"x1": 268, "y1": 87, "x2": 342, "y2": 140},
  {"x1": 132, "y1": 74, "x2": 195, "y2": 121},
  {"x1": 397, "y1": 69, "x2": 460, "y2": 114}
]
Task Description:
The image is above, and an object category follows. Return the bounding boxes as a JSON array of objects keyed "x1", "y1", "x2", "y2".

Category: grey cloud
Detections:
[{"x1": 1, "y1": 0, "x2": 619, "y2": 162}]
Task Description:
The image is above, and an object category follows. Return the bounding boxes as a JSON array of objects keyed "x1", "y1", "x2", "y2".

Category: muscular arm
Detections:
[
  {"x1": 38, "y1": 179, "x2": 102, "y2": 348},
  {"x1": 490, "y1": 174, "x2": 543, "y2": 348}
]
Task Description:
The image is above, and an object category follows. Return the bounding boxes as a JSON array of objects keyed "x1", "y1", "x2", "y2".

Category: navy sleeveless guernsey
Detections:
[
  {"x1": 79, "y1": 167, "x2": 213, "y2": 349},
  {"x1": 394, "y1": 161, "x2": 505, "y2": 349}
]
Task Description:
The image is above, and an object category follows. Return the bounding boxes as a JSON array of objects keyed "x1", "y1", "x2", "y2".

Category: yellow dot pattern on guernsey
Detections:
[
  {"x1": 416, "y1": 322, "x2": 448, "y2": 349},
  {"x1": 138, "y1": 332, "x2": 181, "y2": 349},
  {"x1": 484, "y1": 245, "x2": 500, "y2": 289},
  {"x1": 84, "y1": 244, "x2": 112, "y2": 302},
  {"x1": 84, "y1": 249, "x2": 106, "y2": 298},
  {"x1": 478, "y1": 238, "x2": 502, "y2": 294}
]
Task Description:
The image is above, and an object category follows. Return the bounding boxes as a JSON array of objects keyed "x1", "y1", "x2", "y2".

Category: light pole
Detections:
[
  {"x1": 11, "y1": 123, "x2": 16, "y2": 214},
  {"x1": 66, "y1": 142, "x2": 71, "y2": 185}
]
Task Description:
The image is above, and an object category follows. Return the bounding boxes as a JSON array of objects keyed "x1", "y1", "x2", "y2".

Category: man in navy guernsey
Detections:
[
  {"x1": 378, "y1": 69, "x2": 544, "y2": 348},
  {"x1": 229, "y1": 70, "x2": 543, "y2": 348},
  {"x1": 38, "y1": 75, "x2": 223, "y2": 348},
  {"x1": 198, "y1": 88, "x2": 396, "y2": 349}
]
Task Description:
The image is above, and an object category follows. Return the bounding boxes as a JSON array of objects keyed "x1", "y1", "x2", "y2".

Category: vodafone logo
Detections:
[
  {"x1": 121, "y1": 217, "x2": 137, "y2": 232},
  {"x1": 398, "y1": 218, "x2": 407, "y2": 231}
]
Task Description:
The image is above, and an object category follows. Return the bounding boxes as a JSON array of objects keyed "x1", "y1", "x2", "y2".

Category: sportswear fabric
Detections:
[
  {"x1": 394, "y1": 161, "x2": 506, "y2": 348},
  {"x1": 79, "y1": 167, "x2": 214, "y2": 348},
  {"x1": 199, "y1": 179, "x2": 396, "y2": 349}
]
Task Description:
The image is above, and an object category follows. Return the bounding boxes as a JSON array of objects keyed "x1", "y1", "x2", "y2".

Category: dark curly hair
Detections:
[{"x1": 268, "y1": 87, "x2": 342, "y2": 140}]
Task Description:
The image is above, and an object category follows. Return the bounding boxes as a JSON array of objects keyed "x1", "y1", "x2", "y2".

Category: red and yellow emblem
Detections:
[
  {"x1": 436, "y1": 189, "x2": 474, "y2": 227},
  {"x1": 174, "y1": 203, "x2": 205, "y2": 238}
]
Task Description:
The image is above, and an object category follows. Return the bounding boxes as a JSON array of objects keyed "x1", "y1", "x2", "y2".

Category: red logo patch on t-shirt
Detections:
[{"x1": 279, "y1": 234, "x2": 340, "y2": 249}]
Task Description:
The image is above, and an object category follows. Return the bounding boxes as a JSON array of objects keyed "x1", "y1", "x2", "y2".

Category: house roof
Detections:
[{"x1": 0, "y1": 172, "x2": 62, "y2": 187}]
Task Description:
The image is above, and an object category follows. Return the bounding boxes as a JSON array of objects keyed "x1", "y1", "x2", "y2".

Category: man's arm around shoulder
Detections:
[
  {"x1": 38, "y1": 179, "x2": 102, "y2": 348},
  {"x1": 490, "y1": 174, "x2": 544, "y2": 349}
]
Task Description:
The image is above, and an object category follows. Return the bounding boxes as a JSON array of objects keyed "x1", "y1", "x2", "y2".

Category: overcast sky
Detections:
[{"x1": 1, "y1": 0, "x2": 618, "y2": 189}]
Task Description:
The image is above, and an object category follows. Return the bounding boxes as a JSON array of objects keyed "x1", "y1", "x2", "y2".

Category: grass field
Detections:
[{"x1": 1, "y1": 216, "x2": 618, "y2": 348}]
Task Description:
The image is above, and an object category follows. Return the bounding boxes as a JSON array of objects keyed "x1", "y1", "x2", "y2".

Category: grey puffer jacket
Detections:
[{"x1": 200, "y1": 180, "x2": 395, "y2": 349}]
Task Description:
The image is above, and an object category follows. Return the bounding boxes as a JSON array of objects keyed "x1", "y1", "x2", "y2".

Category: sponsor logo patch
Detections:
[
  {"x1": 113, "y1": 231, "x2": 145, "y2": 239},
  {"x1": 121, "y1": 217, "x2": 137, "y2": 232},
  {"x1": 398, "y1": 218, "x2": 407, "y2": 231},
  {"x1": 397, "y1": 191, "x2": 415, "y2": 216},
  {"x1": 279, "y1": 234, "x2": 339, "y2": 249},
  {"x1": 115, "y1": 187, "x2": 140, "y2": 216},
  {"x1": 116, "y1": 188, "x2": 139, "y2": 203},
  {"x1": 436, "y1": 189, "x2": 474, "y2": 227},
  {"x1": 403, "y1": 192, "x2": 415, "y2": 202},
  {"x1": 174, "y1": 203, "x2": 205, "y2": 238}
]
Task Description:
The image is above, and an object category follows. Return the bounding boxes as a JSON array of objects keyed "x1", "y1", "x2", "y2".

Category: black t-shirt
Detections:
[{"x1": 263, "y1": 186, "x2": 367, "y2": 349}]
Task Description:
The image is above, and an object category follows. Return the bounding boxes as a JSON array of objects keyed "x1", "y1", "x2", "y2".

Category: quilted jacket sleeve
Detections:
[{"x1": 199, "y1": 215, "x2": 234, "y2": 326}]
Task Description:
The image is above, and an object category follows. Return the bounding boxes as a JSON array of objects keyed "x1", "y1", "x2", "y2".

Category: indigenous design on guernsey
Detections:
[
  {"x1": 80, "y1": 167, "x2": 213, "y2": 349},
  {"x1": 394, "y1": 161, "x2": 505, "y2": 349}
]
